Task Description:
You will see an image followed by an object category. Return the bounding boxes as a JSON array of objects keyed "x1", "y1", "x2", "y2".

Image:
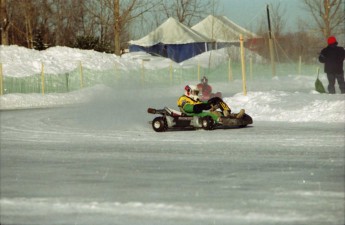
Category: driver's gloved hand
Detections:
[{"x1": 193, "y1": 103, "x2": 211, "y2": 113}]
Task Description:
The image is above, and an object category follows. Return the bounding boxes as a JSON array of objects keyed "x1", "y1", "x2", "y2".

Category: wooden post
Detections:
[
  {"x1": 268, "y1": 39, "x2": 276, "y2": 77},
  {"x1": 169, "y1": 61, "x2": 173, "y2": 83},
  {"x1": 0, "y1": 63, "x2": 3, "y2": 95},
  {"x1": 65, "y1": 73, "x2": 69, "y2": 92},
  {"x1": 298, "y1": 56, "x2": 302, "y2": 74},
  {"x1": 197, "y1": 63, "x2": 200, "y2": 81},
  {"x1": 79, "y1": 61, "x2": 84, "y2": 88},
  {"x1": 240, "y1": 34, "x2": 247, "y2": 96},
  {"x1": 250, "y1": 56, "x2": 253, "y2": 80},
  {"x1": 41, "y1": 62, "x2": 45, "y2": 95},
  {"x1": 228, "y1": 58, "x2": 233, "y2": 81}
]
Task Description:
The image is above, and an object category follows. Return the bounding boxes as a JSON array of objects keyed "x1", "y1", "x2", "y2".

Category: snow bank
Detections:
[
  {"x1": 1, "y1": 45, "x2": 344, "y2": 123},
  {"x1": 224, "y1": 91, "x2": 345, "y2": 123},
  {"x1": 0, "y1": 45, "x2": 262, "y2": 77}
]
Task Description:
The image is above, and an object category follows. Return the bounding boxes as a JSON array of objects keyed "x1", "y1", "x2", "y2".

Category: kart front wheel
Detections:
[
  {"x1": 202, "y1": 116, "x2": 214, "y2": 130},
  {"x1": 152, "y1": 117, "x2": 167, "y2": 132}
]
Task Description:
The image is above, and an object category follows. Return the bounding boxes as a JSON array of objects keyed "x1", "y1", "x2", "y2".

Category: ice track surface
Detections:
[{"x1": 1, "y1": 87, "x2": 344, "y2": 225}]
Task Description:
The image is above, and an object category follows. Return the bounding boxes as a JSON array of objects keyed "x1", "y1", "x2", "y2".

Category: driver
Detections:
[{"x1": 177, "y1": 85, "x2": 245, "y2": 121}]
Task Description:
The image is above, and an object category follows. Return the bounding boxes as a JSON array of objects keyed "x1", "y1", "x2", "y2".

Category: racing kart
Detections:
[{"x1": 147, "y1": 107, "x2": 253, "y2": 132}]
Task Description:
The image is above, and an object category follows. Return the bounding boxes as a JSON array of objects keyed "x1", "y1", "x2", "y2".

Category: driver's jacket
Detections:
[
  {"x1": 177, "y1": 95, "x2": 203, "y2": 114},
  {"x1": 177, "y1": 94, "x2": 220, "y2": 122}
]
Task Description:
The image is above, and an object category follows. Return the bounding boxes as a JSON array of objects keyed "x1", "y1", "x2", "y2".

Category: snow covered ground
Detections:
[{"x1": 0, "y1": 46, "x2": 344, "y2": 225}]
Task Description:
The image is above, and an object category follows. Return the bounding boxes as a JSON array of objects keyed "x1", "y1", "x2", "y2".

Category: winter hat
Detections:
[{"x1": 327, "y1": 36, "x2": 337, "y2": 45}]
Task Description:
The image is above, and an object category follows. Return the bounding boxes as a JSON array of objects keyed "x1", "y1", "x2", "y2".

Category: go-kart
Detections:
[{"x1": 147, "y1": 107, "x2": 253, "y2": 132}]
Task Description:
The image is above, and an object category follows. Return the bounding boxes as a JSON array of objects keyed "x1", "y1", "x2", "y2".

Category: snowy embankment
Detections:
[
  {"x1": 225, "y1": 91, "x2": 345, "y2": 123},
  {"x1": 0, "y1": 45, "x2": 344, "y2": 123}
]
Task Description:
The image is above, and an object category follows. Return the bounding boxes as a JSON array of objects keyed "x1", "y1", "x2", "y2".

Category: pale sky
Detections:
[{"x1": 216, "y1": 0, "x2": 313, "y2": 32}]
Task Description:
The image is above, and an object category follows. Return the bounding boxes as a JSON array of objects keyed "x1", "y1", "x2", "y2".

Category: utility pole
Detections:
[{"x1": 266, "y1": 5, "x2": 276, "y2": 77}]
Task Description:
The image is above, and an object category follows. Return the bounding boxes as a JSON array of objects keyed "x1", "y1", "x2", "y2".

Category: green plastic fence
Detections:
[{"x1": 0, "y1": 61, "x2": 320, "y2": 94}]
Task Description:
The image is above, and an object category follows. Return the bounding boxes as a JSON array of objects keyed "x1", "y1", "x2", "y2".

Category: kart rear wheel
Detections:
[
  {"x1": 202, "y1": 116, "x2": 214, "y2": 130},
  {"x1": 240, "y1": 114, "x2": 253, "y2": 126},
  {"x1": 152, "y1": 117, "x2": 167, "y2": 132}
]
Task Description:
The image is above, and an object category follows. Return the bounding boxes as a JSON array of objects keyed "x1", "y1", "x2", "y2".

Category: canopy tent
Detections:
[
  {"x1": 129, "y1": 17, "x2": 212, "y2": 62},
  {"x1": 191, "y1": 15, "x2": 259, "y2": 50}
]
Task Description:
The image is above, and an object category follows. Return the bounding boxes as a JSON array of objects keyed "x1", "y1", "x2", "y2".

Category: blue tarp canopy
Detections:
[
  {"x1": 129, "y1": 42, "x2": 207, "y2": 63},
  {"x1": 128, "y1": 17, "x2": 211, "y2": 63}
]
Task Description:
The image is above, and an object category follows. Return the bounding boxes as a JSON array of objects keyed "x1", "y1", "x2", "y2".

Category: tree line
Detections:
[
  {"x1": 1, "y1": 0, "x2": 344, "y2": 63},
  {"x1": 0, "y1": 0, "x2": 216, "y2": 54}
]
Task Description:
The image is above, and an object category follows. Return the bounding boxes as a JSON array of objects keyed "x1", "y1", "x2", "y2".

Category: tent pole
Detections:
[{"x1": 169, "y1": 62, "x2": 173, "y2": 84}]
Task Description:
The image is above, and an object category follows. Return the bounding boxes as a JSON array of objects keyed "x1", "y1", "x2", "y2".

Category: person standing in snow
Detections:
[{"x1": 318, "y1": 36, "x2": 345, "y2": 94}]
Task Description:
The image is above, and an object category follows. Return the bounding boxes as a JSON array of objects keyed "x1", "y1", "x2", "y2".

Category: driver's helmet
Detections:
[
  {"x1": 184, "y1": 85, "x2": 200, "y2": 101},
  {"x1": 201, "y1": 76, "x2": 208, "y2": 84}
]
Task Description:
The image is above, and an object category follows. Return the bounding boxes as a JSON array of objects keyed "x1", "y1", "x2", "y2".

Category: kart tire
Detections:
[
  {"x1": 201, "y1": 116, "x2": 214, "y2": 130},
  {"x1": 152, "y1": 117, "x2": 167, "y2": 132}
]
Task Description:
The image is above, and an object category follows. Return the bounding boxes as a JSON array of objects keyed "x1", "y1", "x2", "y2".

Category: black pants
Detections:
[
  {"x1": 193, "y1": 97, "x2": 230, "y2": 113},
  {"x1": 327, "y1": 73, "x2": 345, "y2": 94}
]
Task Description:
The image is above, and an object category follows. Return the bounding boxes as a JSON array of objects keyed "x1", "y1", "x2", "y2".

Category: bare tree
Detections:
[
  {"x1": 114, "y1": 0, "x2": 120, "y2": 55},
  {"x1": 15, "y1": 1, "x2": 38, "y2": 48},
  {"x1": 83, "y1": 0, "x2": 155, "y2": 54},
  {"x1": 111, "y1": 0, "x2": 156, "y2": 55},
  {"x1": 128, "y1": 0, "x2": 218, "y2": 43},
  {"x1": 3, "y1": 0, "x2": 80, "y2": 48},
  {"x1": 3, "y1": 0, "x2": 216, "y2": 54},
  {"x1": 158, "y1": 0, "x2": 216, "y2": 26},
  {"x1": 0, "y1": 0, "x2": 10, "y2": 45},
  {"x1": 82, "y1": 0, "x2": 113, "y2": 47},
  {"x1": 302, "y1": 0, "x2": 345, "y2": 39},
  {"x1": 47, "y1": 0, "x2": 86, "y2": 46}
]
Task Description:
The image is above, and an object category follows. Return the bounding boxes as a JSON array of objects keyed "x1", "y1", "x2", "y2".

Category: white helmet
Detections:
[{"x1": 184, "y1": 85, "x2": 200, "y2": 101}]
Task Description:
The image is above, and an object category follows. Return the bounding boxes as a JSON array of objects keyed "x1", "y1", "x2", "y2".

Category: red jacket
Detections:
[{"x1": 197, "y1": 83, "x2": 212, "y2": 97}]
